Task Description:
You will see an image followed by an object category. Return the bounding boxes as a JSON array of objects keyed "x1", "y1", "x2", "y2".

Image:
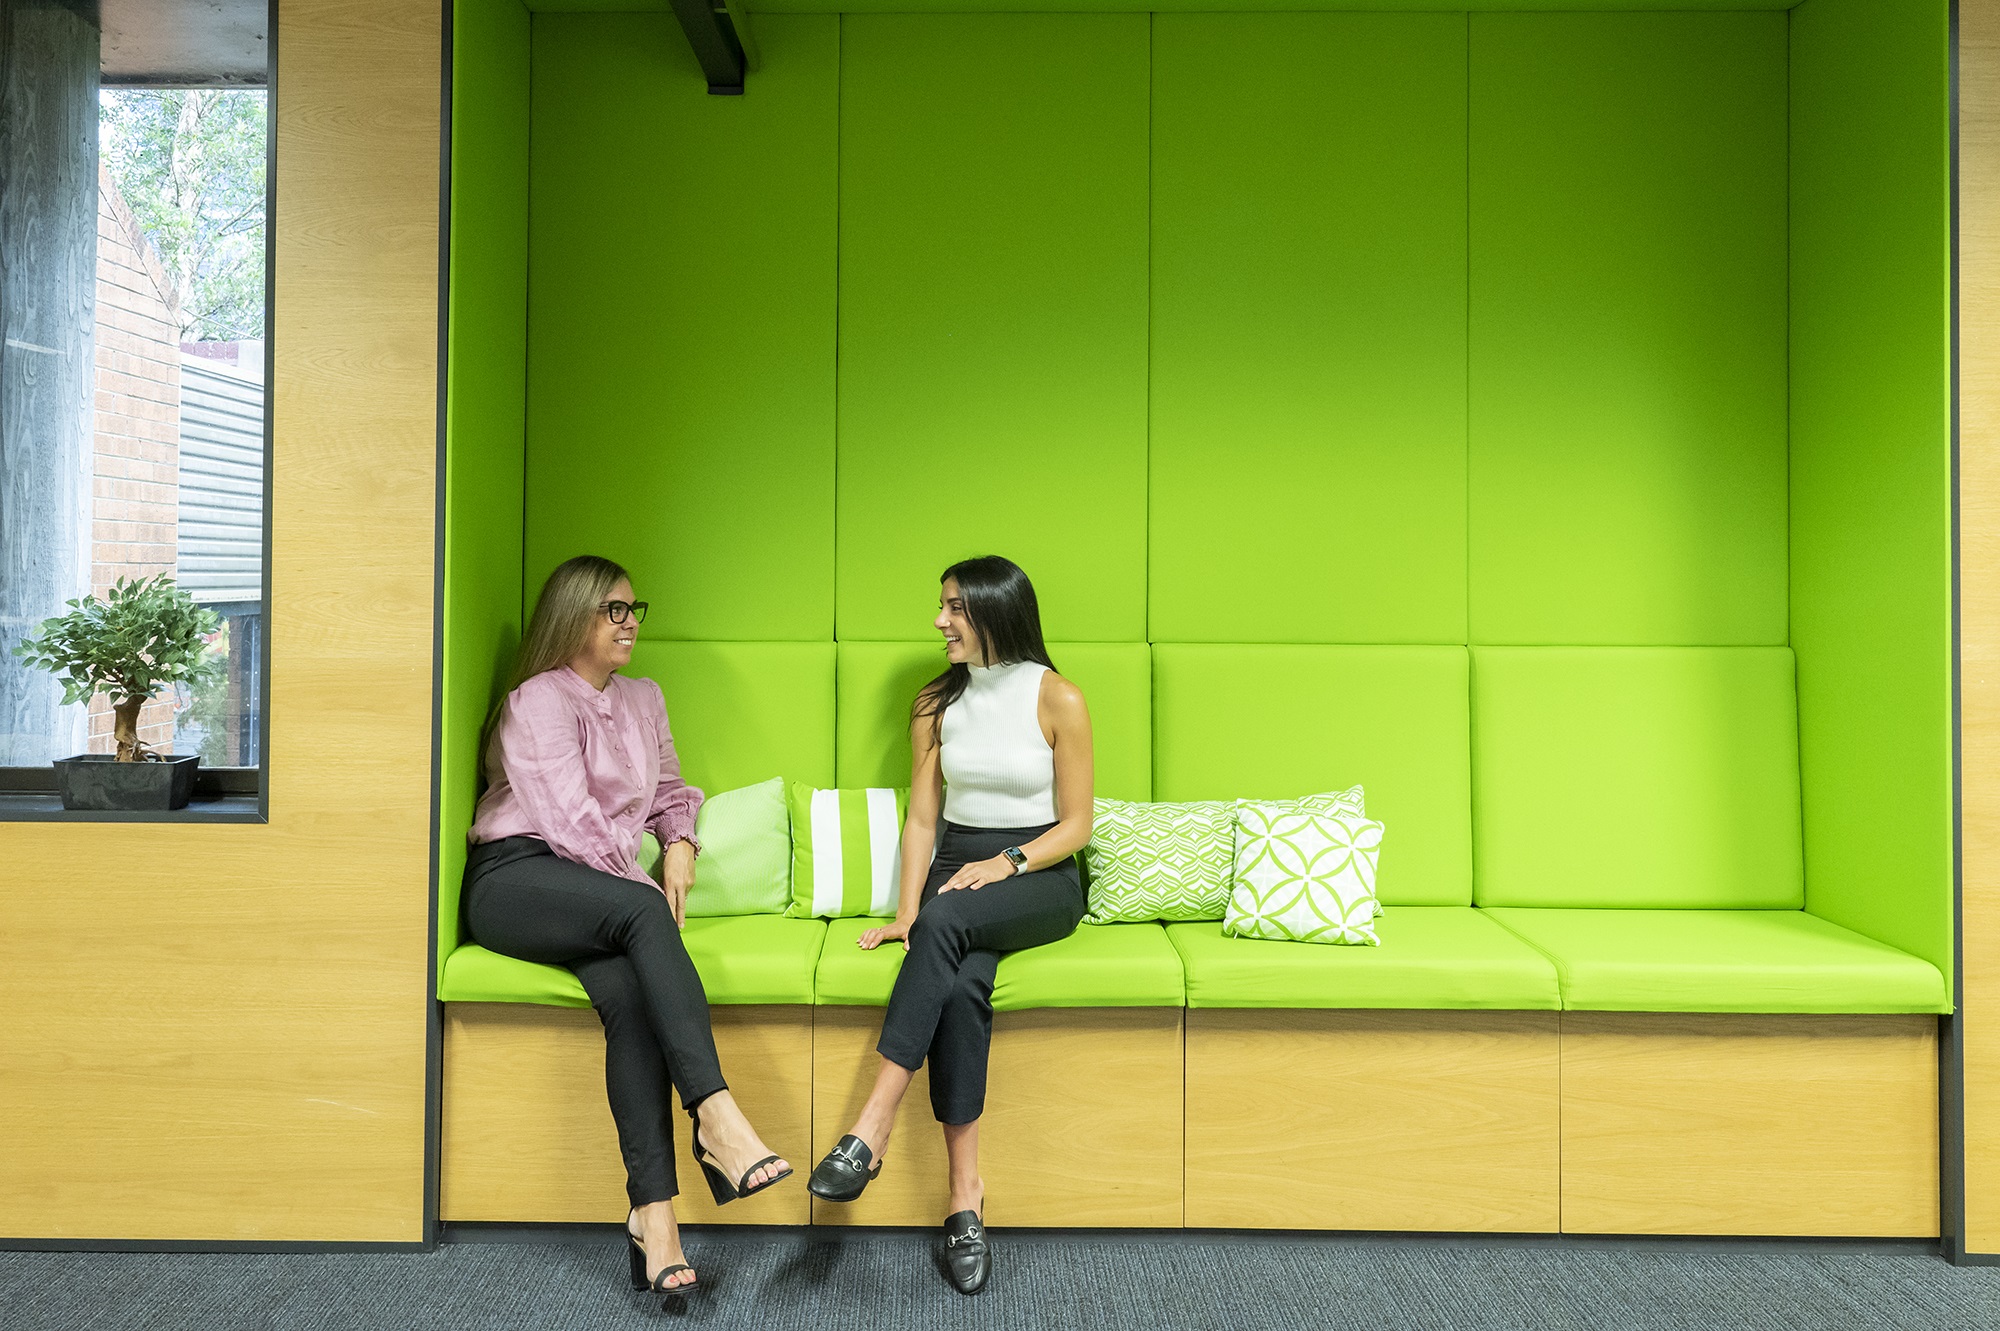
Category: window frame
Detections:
[{"x1": 0, "y1": 0, "x2": 277, "y2": 824}]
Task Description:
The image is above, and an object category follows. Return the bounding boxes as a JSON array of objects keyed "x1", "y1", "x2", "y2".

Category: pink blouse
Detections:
[{"x1": 469, "y1": 666, "x2": 703, "y2": 886}]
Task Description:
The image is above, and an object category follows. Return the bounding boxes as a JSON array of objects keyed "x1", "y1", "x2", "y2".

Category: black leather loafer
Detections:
[
  {"x1": 807, "y1": 1134, "x2": 882, "y2": 1202},
  {"x1": 942, "y1": 1209, "x2": 989, "y2": 1294}
]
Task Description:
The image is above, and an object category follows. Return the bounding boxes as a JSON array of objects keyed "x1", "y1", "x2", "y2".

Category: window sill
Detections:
[{"x1": 0, "y1": 791, "x2": 264, "y2": 823}]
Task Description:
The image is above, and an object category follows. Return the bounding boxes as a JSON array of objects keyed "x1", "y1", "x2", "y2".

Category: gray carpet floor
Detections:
[{"x1": 6, "y1": 1229, "x2": 2000, "y2": 1331}]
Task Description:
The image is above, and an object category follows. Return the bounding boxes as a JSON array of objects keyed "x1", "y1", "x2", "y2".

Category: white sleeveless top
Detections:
[{"x1": 940, "y1": 660, "x2": 1057, "y2": 828}]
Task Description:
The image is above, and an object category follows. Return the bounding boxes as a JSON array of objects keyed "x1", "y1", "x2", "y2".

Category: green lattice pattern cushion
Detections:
[
  {"x1": 1223, "y1": 803, "x2": 1384, "y2": 946},
  {"x1": 785, "y1": 781, "x2": 909, "y2": 918},
  {"x1": 1082, "y1": 798, "x2": 1235, "y2": 923},
  {"x1": 1232, "y1": 787, "x2": 1377, "y2": 917}
]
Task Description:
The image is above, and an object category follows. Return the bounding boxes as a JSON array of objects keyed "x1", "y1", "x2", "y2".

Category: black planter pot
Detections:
[{"x1": 54, "y1": 754, "x2": 200, "y2": 811}]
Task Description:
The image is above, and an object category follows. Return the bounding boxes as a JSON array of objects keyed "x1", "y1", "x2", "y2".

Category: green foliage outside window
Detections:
[{"x1": 99, "y1": 88, "x2": 267, "y2": 343}]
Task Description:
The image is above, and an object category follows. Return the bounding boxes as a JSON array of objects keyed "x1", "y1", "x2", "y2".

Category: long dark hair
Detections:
[{"x1": 915, "y1": 555, "x2": 1056, "y2": 736}]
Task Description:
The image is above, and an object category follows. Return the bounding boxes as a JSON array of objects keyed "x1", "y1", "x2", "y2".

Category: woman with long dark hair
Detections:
[
  {"x1": 463, "y1": 555, "x2": 792, "y2": 1301},
  {"x1": 807, "y1": 555, "x2": 1095, "y2": 1294}
]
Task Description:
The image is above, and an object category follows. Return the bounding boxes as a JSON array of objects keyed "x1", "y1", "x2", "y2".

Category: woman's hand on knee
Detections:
[
  {"x1": 658, "y1": 839, "x2": 696, "y2": 927},
  {"x1": 859, "y1": 916, "x2": 913, "y2": 953}
]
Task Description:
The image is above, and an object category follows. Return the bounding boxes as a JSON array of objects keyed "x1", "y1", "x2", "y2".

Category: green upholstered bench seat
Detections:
[
  {"x1": 1166, "y1": 909, "x2": 1561, "y2": 1010},
  {"x1": 438, "y1": 915, "x2": 829, "y2": 1007},
  {"x1": 1482, "y1": 908, "x2": 1949, "y2": 1014},
  {"x1": 815, "y1": 919, "x2": 1186, "y2": 1009}
]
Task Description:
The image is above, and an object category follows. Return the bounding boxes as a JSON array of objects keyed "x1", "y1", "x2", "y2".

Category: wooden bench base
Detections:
[
  {"x1": 441, "y1": 1003, "x2": 813, "y2": 1224},
  {"x1": 809, "y1": 1005, "x2": 1184, "y2": 1227},
  {"x1": 1184, "y1": 1009, "x2": 1562, "y2": 1232},
  {"x1": 441, "y1": 1003, "x2": 1939, "y2": 1236},
  {"x1": 1558, "y1": 1012, "x2": 1938, "y2": 1236}
]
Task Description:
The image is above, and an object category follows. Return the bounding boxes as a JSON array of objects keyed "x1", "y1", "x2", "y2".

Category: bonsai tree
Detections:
[{"x1": 12, "y1": 575, "x2": 221, "y2": 762}]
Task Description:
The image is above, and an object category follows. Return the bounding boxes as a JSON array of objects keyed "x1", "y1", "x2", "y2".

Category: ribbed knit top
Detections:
[{"x1": 939, "y1": 660, "x2": 1056, "y2": 829}]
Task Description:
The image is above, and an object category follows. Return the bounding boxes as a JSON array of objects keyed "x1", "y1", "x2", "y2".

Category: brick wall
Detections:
[{"x1": 87, "y1": 168, "x2": 181, "y2": 754}]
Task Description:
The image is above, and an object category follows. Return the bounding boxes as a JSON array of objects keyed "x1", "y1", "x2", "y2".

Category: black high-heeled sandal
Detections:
[
  {"x1": 807, "y1": 1134, "x2": 885, "y2": 1203},
  {"x1": 689, "y1": 1115, "x2": 793, "y2": 1206},
  {"x1": 625, "y1": 1213, "x2": 699, "y2": 1296}
]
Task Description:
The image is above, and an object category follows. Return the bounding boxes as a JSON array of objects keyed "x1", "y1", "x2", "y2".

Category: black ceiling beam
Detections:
[{"x1": 667, "y1": 0, "x2": 746, "y2": 95}]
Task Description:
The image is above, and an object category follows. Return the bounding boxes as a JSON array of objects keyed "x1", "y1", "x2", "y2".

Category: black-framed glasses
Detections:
[{"x1": 600, "y1": 600, "x2": 649, "y2": 625}]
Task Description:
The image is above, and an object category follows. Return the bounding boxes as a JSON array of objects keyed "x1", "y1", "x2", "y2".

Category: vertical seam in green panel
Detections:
[
  {"x1": 1465, "y1": 13, "x2": 1480, "y2": 904},
  {"x1": 520, "y1": 9, "x2": 537, "y2": 630},
  {"x1": 1463, "y1": 9, "x2": 1473, "y2": 652},
  {"x1": 1144, "y1": 11, "x2": 1153, "y2": 649},
  {"x1": 836, "y1": 10, "x2": 844, "y2": 651},
  {"x1": 1785, "y1": 9, "x2": 1810, "y2": 918}
]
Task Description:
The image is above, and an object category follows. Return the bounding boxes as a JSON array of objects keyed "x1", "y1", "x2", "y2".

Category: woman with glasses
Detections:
[{"x1": 463, "y1": 554, "x2": 791, "y2": 1302}]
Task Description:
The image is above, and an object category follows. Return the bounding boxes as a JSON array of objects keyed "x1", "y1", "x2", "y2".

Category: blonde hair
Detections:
[{"x1": 482, "y1": 554, "x2": 630, "y2": 765}]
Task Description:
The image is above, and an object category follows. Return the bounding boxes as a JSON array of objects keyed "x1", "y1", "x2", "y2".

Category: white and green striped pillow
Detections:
[{"x1": 784, "y1": 781, "x2": 909, "y2": 918}]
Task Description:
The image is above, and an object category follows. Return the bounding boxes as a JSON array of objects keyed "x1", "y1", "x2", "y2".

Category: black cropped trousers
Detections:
[
  {"x1": 463, "y1": 836, "x2": 727, "y2": 1207},
  {"x1": 876, "y1": 822, "x2": 1086, "y2": 1125}
]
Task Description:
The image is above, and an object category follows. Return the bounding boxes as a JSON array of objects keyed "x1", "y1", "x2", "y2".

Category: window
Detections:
[{"x1": 0, "y1": 0, "x2": 271, "y2": 812}]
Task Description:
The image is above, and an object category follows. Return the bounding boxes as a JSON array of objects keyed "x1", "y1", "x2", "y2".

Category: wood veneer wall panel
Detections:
[
  {"x1": 1962, "y1": 0, "x2": 2000, "y2": 1258},
  {"x1": 0, "y1": 0, "x2": 440, "y2": 1240},
  {"x1": 441, "y1": 1004, "x2": 812, "y2": 1225},
  {"x1": 1561, "y1": 1013, "x2": 1938, "y2": 1236},
  {"x1": 809, "y1": 1006, "x2": 1183, "y2": 1227},
  {"x1": 1184, "y1": 1009, "x2": 1559, "y2": 1232}
]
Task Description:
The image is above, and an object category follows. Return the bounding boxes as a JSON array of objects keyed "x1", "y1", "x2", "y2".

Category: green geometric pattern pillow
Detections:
[
  {"x1": 1231, "y1": 787, "x2": 1375, "y2": 917},
  {"x1": 785, "y1": 780, "x2": 909, "y2": 918},
  {"x1": 1082, "y1": 798, "x2": 1236, "y2": 923},
  {"x1": 1223, "y1": 804, "x2": 1384, "y2": 946}
]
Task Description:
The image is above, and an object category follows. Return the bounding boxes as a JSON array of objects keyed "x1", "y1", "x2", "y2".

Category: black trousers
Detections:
[
  {"x1": 876, "y1": 822, "x2": 1086, "y2": 1125},
  {"x1": 463, "y1": 836, "x2": 727, "y2": 1207}
]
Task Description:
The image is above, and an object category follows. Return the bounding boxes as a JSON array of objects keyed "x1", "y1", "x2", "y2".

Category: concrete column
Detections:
[{"x1": 0, "y1": 0, "x2": 99, "y2": 763}]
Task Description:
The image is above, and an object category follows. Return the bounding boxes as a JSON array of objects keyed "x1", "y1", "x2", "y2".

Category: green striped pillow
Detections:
[{"x1": 784, "y1": 781, "x2": 910, "y2": 918}]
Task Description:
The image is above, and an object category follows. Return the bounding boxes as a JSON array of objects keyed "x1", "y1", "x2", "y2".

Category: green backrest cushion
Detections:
[
  {"x1": 1150, "y1": 13, "x2": 1470, "y2": 647},
  {"x1": 834, "y1": 15, "x2": 1150, "y2": 643},
  {"x1": 1467, "y1": 13, "x2": 1788, "y2": 646},
  {"x1": 683, "y1": 778, "x2": 791, "y2": 917},
  {"x1": 1152, "y1": 645, "x2": 1470, "y2": 906},
  {"x1": 1471, "y1": 647, "x2": 1803, "y2": 909},
  {"x1": 835, "y1": 641, "x2": 1151, "y2": 800},
  {"x1": 626, "y1": 641, "x2": 835, "y2": 792},
  {"x1": 523, "y1": 12, "x2": 839, "y2": 643}
]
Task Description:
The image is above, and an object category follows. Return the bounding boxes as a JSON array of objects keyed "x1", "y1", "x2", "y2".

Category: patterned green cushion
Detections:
[
  {"x1": 1233, "y1": 787, "x2": 1375, "y2": 917},
  {"x1": 1083, "y1": 788, "x2": 1370, "y2": 924},
  {"x1": 1082, "y1": 797, "x2": 1235, "y2": 923},
  {"x1": 785, "y1": 781, "x2": 908, "y2": 918},
  {"x1": 1223, "y1": 804, "x2": 1384, "y2": 945}
]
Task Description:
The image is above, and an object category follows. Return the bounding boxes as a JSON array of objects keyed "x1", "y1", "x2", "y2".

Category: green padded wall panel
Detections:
[
  {"x1": 1472, "y1": 647, "x2": 1803, "y2": 909},
  {"x1": 524, "y1": 13, "x2": 836, "y2": 640},
  {"x1": 835, "y1": 642, "x2": 1150, "y2": 802},
  {"x1": 1150, "y1": 14, "x2": 1467, "y2": 644},
  {"x1": 1467, "y1": 13, "x2": 1788, "y2": 645},
  {"x1": 625, "y1": 642, "x2": 835, "y2": 795},
  {"x1": 441, "y1": 0, "x2": 530, "y2": 973},
  {"x1": 835, "y1": 15, "x2": 1149, "y2": 642},
  {"x1": 1789, "y1": 0, "x2": 1953, "y2": 978},
  {"x1": 535, "y1": 0, "x2": 1798, "y2": 11},
  {"x1": 1151, "y1": 645, "x2": 1471, "y2": 906}
]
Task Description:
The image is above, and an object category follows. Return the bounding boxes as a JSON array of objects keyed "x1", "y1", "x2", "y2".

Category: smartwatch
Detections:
[{"x1": 1001, "y1": 846, "x2": 1029, "y2": 875}]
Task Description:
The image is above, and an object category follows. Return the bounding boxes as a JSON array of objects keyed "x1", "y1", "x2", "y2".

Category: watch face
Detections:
[{"x1": 1005, "y1": 847, "x2": 1027, "y2": 867}]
